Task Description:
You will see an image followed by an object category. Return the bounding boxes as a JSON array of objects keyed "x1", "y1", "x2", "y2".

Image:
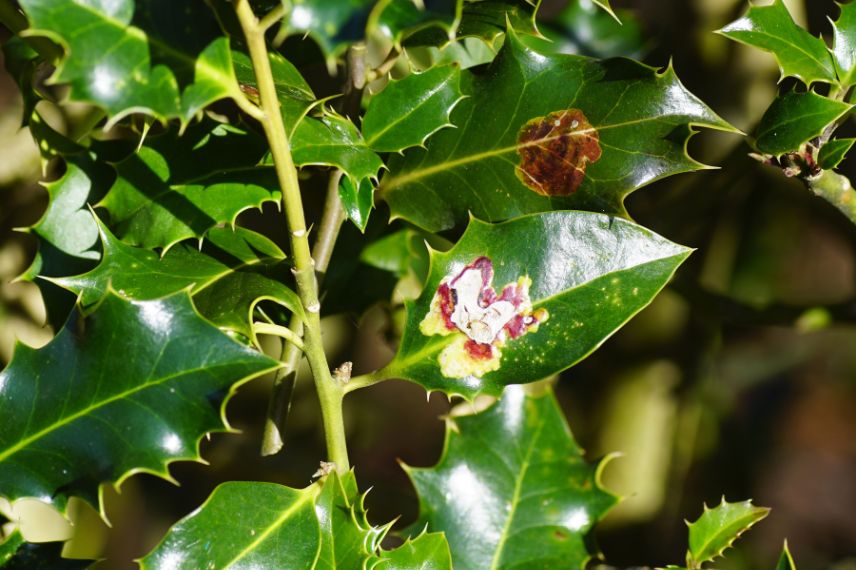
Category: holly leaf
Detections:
[
  {"x1": 753, "y1": 90, "x2": 851, "y2": 155},
  {"x1": 0, "y1": 529, "x2": 25, "y2": 565},
  {"x1": 339, "y1": 176, "x2": 375, "y2": 232},
  {"x1": 818, "y1": 138, "x2": 855, "y2": 170},
  {"x1": 455, "y1": 0, "x2": 541, "y2": 48},
  {"x1": 288, "y1": 112, "x2": 384, "y2": 184},
  {"x1": 372, "y1": 211, "x2": 691, "y2": 399},
  {"x1": 776, "y1": 541, "x2": 796, "y2": 570},
  {"x1": 718, "y1": 0, "x2": 836, "y2": 86},
  {"x1": 19, "y1": 0, "x2": 245, "y2": 125},
  {"x1": 591, "y1": 0, "x2": 617, "y2": 21},
  {"x1": 140, "y1": 481, "x2": 321, "y2": 569},
  {"x1": 280, "y1": 0, "x2": 374, "y2": 62},
  {"x1": 368, "y1": 0, "x2": 461, "y2": 49},
  {"x1": 833, "y1": 1, "x2": 856, "y2": 86},
  {"x1": 685, "y1": 498, "x2": 770, "y2": 568},
  {"x1": 379, "y1": 532, "x2": 453, "y2": 568},
  {"x1": 548, "y1": 0, "x2": 645, "y2": 59},
  {"x1": 0, "y1": 292, "x2": 278, "y2": 515},
  {"x1": 98, "y1": 122, "x2": 281, "y2": 250},
  {"x1": 232, "y1": 49, "x2": 316, "y2": 130},
  {"x1": 362, "y1": 64, "x2": 464, "y2": 153},
  {"x1": 53, "y1": 221, "x2": 303, "y2": 339},
  {"x1": 380, "y1": 30, "x2": 735, "y2": 232},
  {"x1": 404, "y1": 386, "x2": 617, "y2": 569},
  {"x1": 141, "y1": 471, "x2": 451, "y2": 569}
]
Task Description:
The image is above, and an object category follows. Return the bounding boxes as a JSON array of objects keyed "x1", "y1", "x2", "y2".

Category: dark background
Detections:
[{"x1": 1, "y1": 0, "x2": 855, "y2": 568}]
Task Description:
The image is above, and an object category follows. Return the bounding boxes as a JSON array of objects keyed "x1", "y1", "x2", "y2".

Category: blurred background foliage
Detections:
[{"x1": 1, "y1": 0, "x2": 856, "y2": 568}]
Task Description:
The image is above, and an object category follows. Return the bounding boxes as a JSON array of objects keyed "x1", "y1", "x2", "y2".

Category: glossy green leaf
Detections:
[
  {"x1": 718, "y1": 0, "x2": 836, "y2": 85},
  {"x1": 280, "y1": 0, "x2": 374, "y2": 60},
  {"x1": 99, "y1": 122, "x2": 281, "y2": 250},
  {"x1": 232, "y1": 49, "x2": 316, "y2": 130},
  {"x1": 19, "y1": 0, "x2": 244, "y2": 125},
  {"x1": 408, "y1": 36, "x2": 498, "y2": 71},
  {"x1": 455, "y1": 0, "x2": 541, "y2": 48},
  {"x1": 549, "y1": 0, "x2": 645, "y2": 59},
  {"x1": 141, "y1": 481, "x2": 321, "y2": 570},
  {"x1": 363, "y1": 64, "x2": 464, "y2": 152},
  {"x1": 776, "y1": 541, "x2": 796, "y2": 570},
  {"x1": 53, "y1": 221, "x2": 302, "y2": 339},
  {"x1": 289, "y1": 112, "x2": 384, "y2": 184},
  {"x1": 818, "y1": 138, "x2": 856, "y2": 170},
  {"x1": 753, "y1": 90, "x2": 851, "y2": 155},
  {"x1": 339, "y1": 176, "x2": 375, "y2": 232},
  {"x1": 381, "y1": 30, "x2": 734, "y2": 232},
  {"x1": 379, "y1": 532, "x2": 453, "y2": 569},
  {"x1": 0, "y1": 292, "x2": 278, "y2": 514},
  {"x1": 376, "y1": 211, "x2": 691, "y2": 399},
  {"x1": 685, "y1": 498, "x2": 770, "y2": 568},
  {"x1": 360, "y1": 229, "x2": 418, "y2": 277},
  {"x1": 404, "y1": 386, "x2": 617, "y2": 569},
  {"x1": 369, "y1": 0, "x2": 461, "y2": 49},
  {"x1": 141, "y1": 471, "x2": 451, "y2": 569},
  {"x1": 591, "y1": 0, "x2": 616, "y2": 21},
  {"x1": 833, "y1": 1, "x2": 856, "y2": 85}
]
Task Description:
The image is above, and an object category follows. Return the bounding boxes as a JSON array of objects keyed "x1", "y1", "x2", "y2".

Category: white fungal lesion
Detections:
[{"x1": 419, "y1": 256, "x2": 549, "y2": 379}]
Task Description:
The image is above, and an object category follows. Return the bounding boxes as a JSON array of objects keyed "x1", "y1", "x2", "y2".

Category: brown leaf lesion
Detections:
[{"x1": 515, "y1": 109, "x2": 602, "y2": 196}]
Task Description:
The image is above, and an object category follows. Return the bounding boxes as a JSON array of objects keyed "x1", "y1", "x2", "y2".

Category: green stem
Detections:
[
  {"x1": 344, "y1": 369, "x2": 389, "y2": 394},
  {"x1": 260, "y1": 169, "x2": 346, "y2": 456},
  {"x1": 806, "y1": 169, "x2": 856, "y2": 227},
  {"x1": 235, "y1": 0, "x2": 349, "y2": 471},
  {"x1": 253, "y1": 323, "x2": 305, "y2": 351}
]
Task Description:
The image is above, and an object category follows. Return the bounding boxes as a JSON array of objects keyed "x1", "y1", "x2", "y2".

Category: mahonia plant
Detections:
[{"x1": 0, "y1": 0, "x2": 806, "y2": 567}]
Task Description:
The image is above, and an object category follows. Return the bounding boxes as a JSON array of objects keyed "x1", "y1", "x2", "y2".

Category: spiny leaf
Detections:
[
  {"x1": 288, "y1": 112, "x2": 385, "y2": 184},
  {"x1": 141, "y1": 471, "x2": 451, "y2": 569},
  {"x1": 833, "y1": 1, "x2": 856, "y2": 85},
  {"x1": 0, "y1": 536, "x2": 89, "y2": 569},
  {"x1": 368, "y1": 0, "x2": 461, "y2": 49},
  {"x1": 753, "y1": 90, "x2": 852, "y2": 155},
  {"x1": 380, "y1": 29, "x2": 735, "y2": 232},
  {"x1": 1, "y1": 37, "x2": 41, "y2": 127},
  {"x1": 376, "y1": 211, "x2": 691, "y2": 399},
  {"x1": 0, "y1": 292, "x2": 279, "y2": 515},
  {"x1": 53, "y1": 221, "x2": 303, "y2": 339},
  {"x1": 279, "y1": 0, "x2": 374, "y2": 61},
  {"x1": 232, "y1": 49, "x2": 316, "y2": 131},
  {"x1": 98, "y1": 121, "x2": 280, "y2": 251},
  {"x1": 718, "y1": 0, "x2": 836, "y2": 86},
  {"x1": 140, "y1": 482, "x2": 322, "y2": 569},
  {"x1": 455, "y1": 0, "x2": 542, "y2": 48},
  {"x1": 19, "y1": 0, "x2": 245, "y2": 125},
  {"x1": 818, "y1": 138, "x2": 855, "y2": 170},
  {"x1": 549, "y1": 0, "x2": 645, "y2": 59},
  {"x1": 339, "y1": 176, "x2": 375, "y2": 232},
  {"x1": 404, "y1": 386, "x2": 617, "y2": 569},
  {"x1": 685, "y1": 498, "x2": 770, "y2": 568},
  {"x1": 362, "y1": 64, "x2": 464, "y2": 153},
  {"x1": 776, "y1": 540, "x2": 797, "y2": 570},
  {"x1": 374, "y1": 531, "x2": 453, "y2": 569}
]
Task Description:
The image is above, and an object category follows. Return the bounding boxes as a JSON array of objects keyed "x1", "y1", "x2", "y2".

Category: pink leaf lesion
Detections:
[{"x1": 420, "y1": 256, "x2": 549, "y2": 379}]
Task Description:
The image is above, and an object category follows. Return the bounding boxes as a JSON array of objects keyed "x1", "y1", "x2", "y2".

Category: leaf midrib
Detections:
[
  {"x1": 488, "y1": 417, "x2": 545, "y2": 570},
  {"x1": 39, "y1": 0, "x2": 238, "y2": 107},
  {"x1": 0, "y1": 358, "x2": 264, "y2": 463},
  {"x1": 222, "y1": 488, "x2": 318, "y2": 568},
  {"x1": 380, "y1": 116, "x2": 686, "y2": 193}
]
